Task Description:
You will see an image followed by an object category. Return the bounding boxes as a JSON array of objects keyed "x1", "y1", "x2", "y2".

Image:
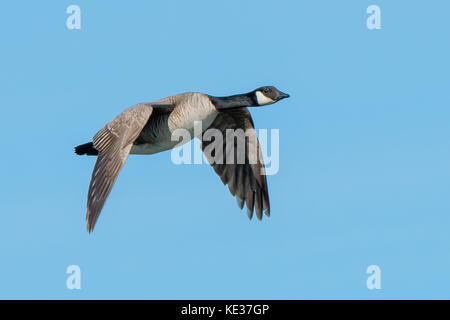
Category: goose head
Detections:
[{"x1": 254, "y1": 86, "x2": 290, "y2": 106}]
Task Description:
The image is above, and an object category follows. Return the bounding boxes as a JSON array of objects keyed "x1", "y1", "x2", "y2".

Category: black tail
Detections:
[{"x1": 74, "y1": 142, "x2": 98, "y2": 156}]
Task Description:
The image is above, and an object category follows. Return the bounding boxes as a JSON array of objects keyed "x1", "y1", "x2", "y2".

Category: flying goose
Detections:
[{"x1": 75, "y1": 86, "x2": 289, "y2": 232}]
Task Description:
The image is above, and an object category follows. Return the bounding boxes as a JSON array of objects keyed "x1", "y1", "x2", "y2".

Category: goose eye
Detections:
[{"x1": 263, "y1": 88, "x2": 269, "y2": 94}]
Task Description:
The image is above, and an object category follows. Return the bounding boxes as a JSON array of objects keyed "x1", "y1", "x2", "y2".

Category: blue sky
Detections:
[{"x1": 0, "y1": 0, "x2": 449, "y2": 299}]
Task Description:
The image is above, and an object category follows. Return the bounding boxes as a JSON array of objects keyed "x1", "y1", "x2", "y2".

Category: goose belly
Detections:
[
  {"x1": 130, "y1": 114, "x2": 178, "y2": 155},
  {"x1": 130, "y1": 139, "x2": 178, "y2": 155},
  {"x1": 130, "y1": 93, "x2": 218, "y2": 155}
]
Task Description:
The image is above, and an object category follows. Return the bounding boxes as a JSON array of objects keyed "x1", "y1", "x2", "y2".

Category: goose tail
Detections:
[{"x1": 74, "y1": 142, "x2": 98, "y2": 156}]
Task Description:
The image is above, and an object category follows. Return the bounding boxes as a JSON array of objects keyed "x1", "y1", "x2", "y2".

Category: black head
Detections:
[{"x1": 254, "y1": 86, "x2": 290, "y2": 106}]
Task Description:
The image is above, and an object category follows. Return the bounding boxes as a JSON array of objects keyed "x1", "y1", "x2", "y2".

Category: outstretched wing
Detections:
[
  {"x1": 86, "y1": 104, "x2": 153, "y2": 232},
  {"x1": 200, "y1": 107, "x2": 270, "y2": 219}
]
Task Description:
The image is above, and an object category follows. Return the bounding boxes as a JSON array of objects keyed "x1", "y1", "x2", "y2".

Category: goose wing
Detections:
[
  {"x1": 85, "y1": 103, "x2": 154, "y2": 233},
  {"x1": 200, "y1": 107, "x2": 270, "y2": 219}
]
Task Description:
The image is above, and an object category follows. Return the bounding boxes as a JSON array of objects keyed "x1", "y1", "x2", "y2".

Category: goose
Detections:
[{"x1": 75, "y1": 86, "x2": 290, "y2": 232}]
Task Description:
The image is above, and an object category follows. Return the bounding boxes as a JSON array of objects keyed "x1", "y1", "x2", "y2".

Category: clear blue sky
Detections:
[{"x1": 0, "y1": 0, "x2": 449, "y2": 299}]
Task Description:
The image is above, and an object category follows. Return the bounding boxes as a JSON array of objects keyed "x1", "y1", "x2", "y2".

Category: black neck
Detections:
[{"x1": 208, "y1": 92, "x2": 257, "y2": 110}]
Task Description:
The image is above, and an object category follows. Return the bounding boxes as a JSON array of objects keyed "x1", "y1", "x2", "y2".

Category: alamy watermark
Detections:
[
  {"x1": 366, "y1": 265, "x2": 381, "y2": 290},
  {"x1": 66, "y1": 265, "x2": 81, "y2": 290},
  {"x1": 169, "y1": 121, "x2": 280, "y2": 175},
  {"x1": 66, "y1": 5, "x2": 81, "y2": 30},
  {"x1": 366, "y1": 5, "x2": 381, "y2": 30}
]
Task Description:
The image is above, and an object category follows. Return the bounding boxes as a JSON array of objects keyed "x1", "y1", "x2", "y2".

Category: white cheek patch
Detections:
[{"x1": 256, "y1": 91, "x2": 275, "y2": 106}]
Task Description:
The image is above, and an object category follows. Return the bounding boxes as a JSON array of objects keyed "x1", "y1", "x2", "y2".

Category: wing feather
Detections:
[
  {"x1": 85, "y1": 104, "x2": 153, "y2": 232},
  {"x1": 201, "y1": 107, "x2": 270, "y2": 220}
]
